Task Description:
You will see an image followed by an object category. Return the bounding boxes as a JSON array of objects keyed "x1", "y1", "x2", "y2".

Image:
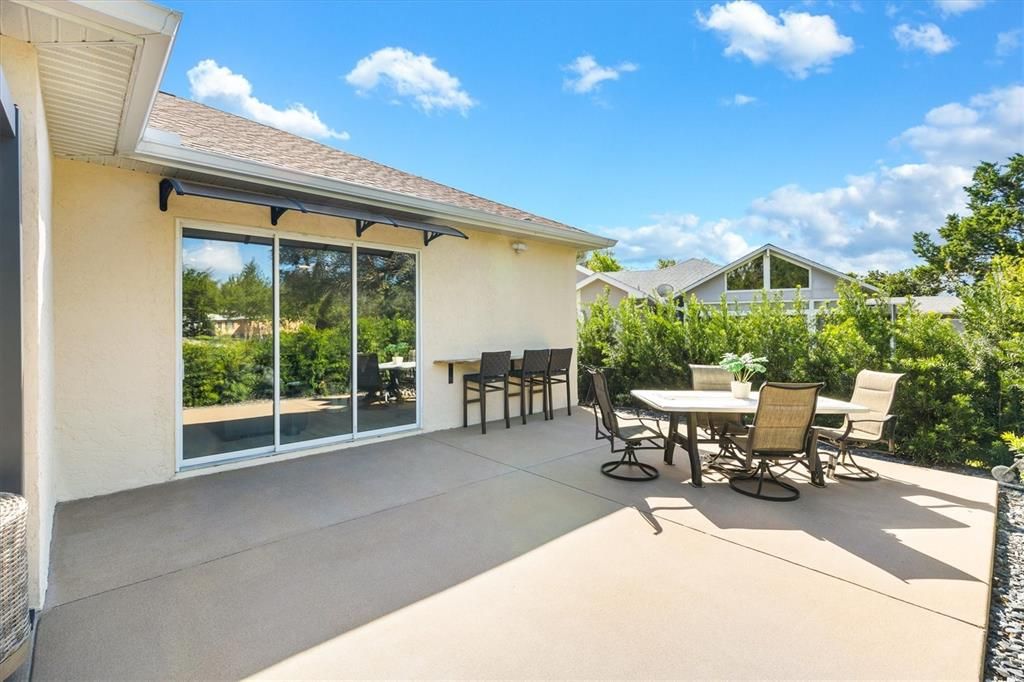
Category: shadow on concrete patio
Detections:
[{"x1": 32, "y1": 410, "x2": 997, "y2": 680}]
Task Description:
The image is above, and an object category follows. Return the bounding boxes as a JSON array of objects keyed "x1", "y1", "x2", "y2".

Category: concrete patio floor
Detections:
[{"x1": 34, "y1": 410, "x2": 997, "y2": 680}]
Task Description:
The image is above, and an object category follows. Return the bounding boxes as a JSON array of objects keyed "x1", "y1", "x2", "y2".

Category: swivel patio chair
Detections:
[
  {"x1": 588, "y1": 368, "x2": 665, "y2": 481},
  {"x1": 509, "y1": 349, "x2": 549, "y2": 425},
  {"x1": 690, "y1": 364, "x2": 746, "y2": 472},
  {"x1": 817, "y1": 369, "x2": 903, "y2": 481},
  {"x1": 463, "y1": 350, "x2": 511, "y2": 434},
  {"x1": 722, "y1": 382, "x2": 825, "y2": 501},
  {"x1": 546, "y1": 348, "x2": 574, "y2": 418}
]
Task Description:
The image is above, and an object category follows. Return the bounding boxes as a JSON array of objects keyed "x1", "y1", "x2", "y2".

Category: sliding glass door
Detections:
[
  {"x1": 279, "y1": 241, "x2": 353, "y2": 445},
  {"x1": 356, "y1": 248, "x2": 417, "y2": 433},
  {"x1": 179, "y1": 227, "x2": 418, "y2": 466},
  {"x1": 181, "y1": 229, "x2": 275, "y2": 461}
]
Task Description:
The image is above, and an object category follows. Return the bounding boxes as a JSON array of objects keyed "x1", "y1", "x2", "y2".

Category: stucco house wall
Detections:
[
  {"x1": 51, "y1": 160, "x2": 578, "y2": 503},
  {"x1": 3, "y1": 35, "x2": 57, "y2": 608},
  {"x1": 577, "y1": 279, "x2": 630, "y2": 310}
]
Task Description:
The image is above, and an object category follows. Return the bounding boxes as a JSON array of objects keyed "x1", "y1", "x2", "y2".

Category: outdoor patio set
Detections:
[{"x1": 588, "y1": 366, "x2": 903, "y2": 502}]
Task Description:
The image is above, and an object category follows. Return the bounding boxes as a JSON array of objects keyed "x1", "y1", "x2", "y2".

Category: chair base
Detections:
[
  {"x1": 601, "y1": 448, "x2": 659, "y2": 481},
  {"x1": 729, "y1": 461, "x2": 799, "y2": 501},
  {"x1": 829, "y1": 450, "x2": 879, "y2": 481}
]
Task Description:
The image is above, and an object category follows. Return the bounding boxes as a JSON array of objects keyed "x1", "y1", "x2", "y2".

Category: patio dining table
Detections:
[{"x1": 631, "y1": 389, "x2": 870, "y2": 488}]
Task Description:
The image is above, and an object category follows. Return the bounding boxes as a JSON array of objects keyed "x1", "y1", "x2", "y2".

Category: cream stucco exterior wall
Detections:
[
  {"x1": 2, "y1": 35, "x2": 56, "y2": 608},
  {"x1": 52, "y1": 160, "x2": 578, "y2": 502}
]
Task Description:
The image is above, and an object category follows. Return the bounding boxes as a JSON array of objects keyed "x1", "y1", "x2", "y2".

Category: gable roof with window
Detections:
[{"x1": 682, "y1": 244, "x2": 878, "y2": 294}]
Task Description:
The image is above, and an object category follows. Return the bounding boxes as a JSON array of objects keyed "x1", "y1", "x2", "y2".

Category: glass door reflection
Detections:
[
  {"x1": 356, "y1": 248, "x2": 417, "y2": 433},
  {"x1": 278, "y1": 240, "x2": 353, "y2": 444},
  {"x1": 181, "y1": 229, "x2": 274, "y2": 460}
]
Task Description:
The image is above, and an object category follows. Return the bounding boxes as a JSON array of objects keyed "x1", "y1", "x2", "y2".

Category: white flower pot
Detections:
[
  {"x1": 731, "y1": 381, "x2": 751, "y2": 399},
  {"x1": 393, "y1": 356, "x2": 404, "y2": 364}
]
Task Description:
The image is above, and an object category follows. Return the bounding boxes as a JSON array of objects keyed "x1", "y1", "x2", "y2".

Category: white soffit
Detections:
[
  {"x1": 36, "y1": 42, "x2": 135, "y2": 155},
  {"x1": 0, "y1": 0, "x2": 178, "y2": 156}
]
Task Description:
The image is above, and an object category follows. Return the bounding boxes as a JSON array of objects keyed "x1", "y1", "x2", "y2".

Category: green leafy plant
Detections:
[{"x1": 718, "y1": 352, "x2": 768, "y2": 383}]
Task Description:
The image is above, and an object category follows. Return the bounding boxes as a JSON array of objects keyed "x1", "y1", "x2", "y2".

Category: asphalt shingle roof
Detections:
[
  {"x1": 606, "y1": 258, "x2": 721, "y2": 295},
  {"x1": 148, "y1": 92, "x2": 584, "y2": 233}
]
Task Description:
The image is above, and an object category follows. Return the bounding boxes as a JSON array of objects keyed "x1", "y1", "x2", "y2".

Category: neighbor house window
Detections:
[
  {"x1": 769, "y1": 254, "x2": 810, "y2": 289},
  {"x1": 180, "y1": 226, "x2": 418, "y2": 467},
  {"x1": 726, "y1": 257, "x2": 763, "y2": 290}
]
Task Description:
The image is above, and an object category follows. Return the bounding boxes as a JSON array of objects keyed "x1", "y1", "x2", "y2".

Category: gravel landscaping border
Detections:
[{"x1": 986, "y1": 486, "x2": 1024, "y2": 681}]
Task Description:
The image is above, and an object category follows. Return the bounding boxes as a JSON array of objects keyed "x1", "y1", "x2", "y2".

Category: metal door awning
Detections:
[{"x1": 159, "y1": 178, "x2": 468, "y2": 245}]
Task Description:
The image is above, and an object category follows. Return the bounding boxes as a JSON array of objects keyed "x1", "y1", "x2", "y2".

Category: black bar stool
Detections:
[
  {"x1": 463, "y1": 350, "x2": 511, "y2": 434},
  {"x1": 545, "y1": 348, "x2": 573, "y2": 418},
  {"x1": 509, "y1": 349, "x2": 550, "y2": 424}
]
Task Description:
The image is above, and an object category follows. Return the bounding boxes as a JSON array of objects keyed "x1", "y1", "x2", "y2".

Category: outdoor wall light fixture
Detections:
[{"x1": 511, "y1": 241, "x2": 528, "y2": 255}]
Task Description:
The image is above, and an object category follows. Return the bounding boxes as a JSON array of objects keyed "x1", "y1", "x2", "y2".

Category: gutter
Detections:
[{"x1": 131, "y1": 135, "x2": 617, "y2": 250}]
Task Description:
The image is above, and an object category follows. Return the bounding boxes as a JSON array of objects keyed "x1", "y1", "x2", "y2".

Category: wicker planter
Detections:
[{"x1": 0, "y1": 493, "x2": 30, "y2": 680}]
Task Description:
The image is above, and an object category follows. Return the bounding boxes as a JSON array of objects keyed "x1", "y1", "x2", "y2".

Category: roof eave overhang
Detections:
[
  {"x1": 10, "y1": 1, "x2": 181, "y2": 155},
  {"x1": 131, "y1": 135, "x2": 616, "y2": 250}
]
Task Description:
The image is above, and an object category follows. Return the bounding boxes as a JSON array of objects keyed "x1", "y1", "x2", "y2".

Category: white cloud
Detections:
[
  {"x1": 723, "y1": 93, "x2": 758, "y2": 106},
  {"x1": 600, "y1": 213, "x2": 751, "y2": 268},
  {"x1": 604, "y1": 83, "x2": 1023, "y2": 272},
  {"x1": 996, "y1": 29, "x2": 1021, "y2": 57},
  {"x1": 183, "y1": 241, "x2": 243, "y2": 280},
  {"x1": 603, "y1": 164, "x2": 971, "y2": 272},
  {"x1": 697, "y1": 0, "x2": 854, "y2": 79},
  {"x1": 896, "y1": 84, "x2": 1024, "y2": 165},
  {"x1": 933, "y1": 0, "x2": 986, "y2": 17},
  {"x1": 345, "y1": 47, "x2": 475, "y2": 114},
  {"x1": 563, "y1": 55, "x2": 637, "y2": 95},
  {"x1": 893, "y1": 23, "x2": 956, "y2": 54},
  {"x1": 187, "y1": 59, "x2": 349, "y2": 141}
]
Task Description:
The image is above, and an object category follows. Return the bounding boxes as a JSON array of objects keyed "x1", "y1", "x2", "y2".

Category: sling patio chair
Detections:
[
  {"x1": 588, "y1": 367, "x2": 666, "y2": 481},
  {"x1": 509, "y1": 349, "x2": 550, "y2": 425},
  {"x1": 722, "y1": 382, "x2": 825, "y2": 502},
  {"x1": 817, "y1": 369, "x2": 903, "y2": 481},
  {"x1": 690, "y1": 363, "x2": 747, "y2": 472},
  {"x1": 462, "y1": 350, "x2": 512, "y2": 434}
]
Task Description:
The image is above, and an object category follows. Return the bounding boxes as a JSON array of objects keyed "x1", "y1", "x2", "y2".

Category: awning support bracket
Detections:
[
  {"x1": 424, "y1": 231, "x2": 444, "y2": 246},
  {"x1": 355, "y1": 219, "x2": 376, "y2": 237},
  {"x1": 159, "y1": 178, "x2": 176, "y2": 212},
  {"x1": 270, "y1": 206, "x2": 289, "y2": 226}
]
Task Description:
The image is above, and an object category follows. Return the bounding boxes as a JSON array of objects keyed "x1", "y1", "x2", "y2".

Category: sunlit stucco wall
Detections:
[{"x1": 51, "y1": 160, "x2": 578, "y2": 502}]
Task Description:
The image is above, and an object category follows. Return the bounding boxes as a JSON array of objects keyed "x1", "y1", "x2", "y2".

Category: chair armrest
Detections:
[{"x1": 616, "y1": 408, "x2": 666, "y2": 439}]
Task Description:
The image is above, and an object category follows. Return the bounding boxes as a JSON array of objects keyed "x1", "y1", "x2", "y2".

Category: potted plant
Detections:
[{"x1": 718, "y1": 352, "x2": 767, "y2": 399}]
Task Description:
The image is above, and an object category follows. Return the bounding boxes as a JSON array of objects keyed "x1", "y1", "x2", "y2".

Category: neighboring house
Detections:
[
  {"x1": 577, "y1": 245, "x2": 877, "y2": 319},
  {"x1": 576, "y1": 258, "x2": 719, "y2": 314},
  {"x1": 0, "y1": 0, "x2": 613, "y2": 610},
  {"x1": 890, "y1": 295, "x2": 964, "y2": 331}
]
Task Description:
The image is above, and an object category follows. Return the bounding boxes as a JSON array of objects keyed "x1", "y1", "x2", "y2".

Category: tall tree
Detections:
[
  {"x1": 181, "y1": 268, "x2": 219, "y2": 337},
  {"x1": 585, "y1": 249, "x2": 623, "y2": 272},
  {"x1": 862, "y1": 268, "x2": 941, "y2": 297},
  {"x1": 656, "y1": 258, "x2": 677, "y2": 269},
  {"x1": 914, "y1": 154, "x2": 1024, "y2": 291},
  {"x1": 220, "y1": 259, "x2": 272, "y2": 332}
]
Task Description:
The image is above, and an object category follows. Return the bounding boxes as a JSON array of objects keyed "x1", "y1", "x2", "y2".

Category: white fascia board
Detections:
[
  {"x1": 132, "y1": 136, "x2": 617, "y2": 250},
  {"x1": 576, "y1": 271, "x2": 648, "y2": 298}
]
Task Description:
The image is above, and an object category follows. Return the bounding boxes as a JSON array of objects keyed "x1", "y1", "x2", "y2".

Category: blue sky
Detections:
[{"x1": 159, "y1": 0, "x2": 1023, "y2": 272}]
